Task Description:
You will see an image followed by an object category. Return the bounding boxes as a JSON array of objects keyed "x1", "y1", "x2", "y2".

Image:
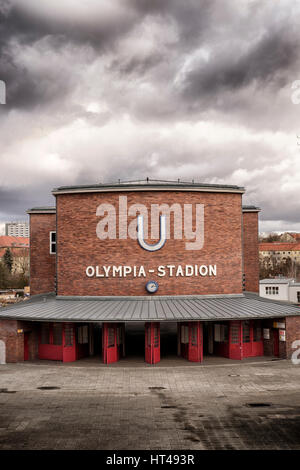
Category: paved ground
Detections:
[{"x1": 0, "y1": 358, "x2": 300, "y2": 450}]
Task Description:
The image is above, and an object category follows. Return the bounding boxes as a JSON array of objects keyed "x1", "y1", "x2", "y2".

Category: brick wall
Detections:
[
  {"x1": 30, "y1": 213, "x2": 56, "y2": 295},
  {"x1": 262, "y1": 316, "x2": 300, "y2": 360},
  {"x1": 56, "y1": 191, "x2": 244, "y2": 296},
  {"x1": 0, "y1": 319, "x2": 21, "y2": 362},
  {"x1": 242, "y1": 211, "x2": 259, "y2": 293},
  {"x1": 0, "y1": 320, "x2": 39, "y2": 363}
]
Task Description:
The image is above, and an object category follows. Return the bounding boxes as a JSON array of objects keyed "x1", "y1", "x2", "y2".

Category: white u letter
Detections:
[{"x1": 137, "y1": 215, "x2": 166, "y2": 251}]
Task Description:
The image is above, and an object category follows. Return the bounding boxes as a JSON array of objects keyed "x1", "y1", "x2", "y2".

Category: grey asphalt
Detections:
[{"x1": 0, "y1": 357, "x2": 300, "y2": 449}]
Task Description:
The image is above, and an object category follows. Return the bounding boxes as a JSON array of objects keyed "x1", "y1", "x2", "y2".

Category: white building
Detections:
[
  {"x1": 260, "y1": 278, "x2": 300, "y2": 304},
  {"x1": 5, "y1": 221, "x2": 29, "y2": 238}
]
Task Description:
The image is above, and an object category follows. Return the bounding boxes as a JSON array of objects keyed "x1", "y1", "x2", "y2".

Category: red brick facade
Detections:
[
  {"x1": 56, "y1": 191, "x2": 244, "y2": 296},
  {"x1": 0, "y1": 319, "x2": 39, "y2": 362},
  {"x1": 242, "y1": 211, "x2": 259, "y2": 293},
  {"x1": 30, "y1": 213, "x2": 56, "y2": 295}
]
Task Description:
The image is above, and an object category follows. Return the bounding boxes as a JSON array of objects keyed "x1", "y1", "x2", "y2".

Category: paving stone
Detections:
[{"x1": 0, "y1": 359, "x2": 300, "y2": 449}]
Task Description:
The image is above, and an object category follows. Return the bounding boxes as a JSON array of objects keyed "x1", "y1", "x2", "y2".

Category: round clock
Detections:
[{"x1": 146, "y1": 280, "x2": 159, "y2": 294}]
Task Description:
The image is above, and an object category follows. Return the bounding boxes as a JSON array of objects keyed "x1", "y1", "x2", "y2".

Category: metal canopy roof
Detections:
[{"x1": 0, "y1": 293, "x2": 299, "y2": 323}]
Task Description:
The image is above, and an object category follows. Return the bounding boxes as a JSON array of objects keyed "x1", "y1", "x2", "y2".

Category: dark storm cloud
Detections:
[
  {"x1": 0, "y1": 0, "x2": 300, "y2": 232},
  {"x1": 0, "y1": 1, "x2": 138, "y2": 50},
  {"x1": 180, "y1": 29, "x2": 298, "y2": 105},
  {"x1": 131, "y1": 0, "x2": 215, "y2": 47},
  {"x1": 0, "y1": 186, "x2": 54, "y2": 222},
  {"x1": 0, "y1": 0, "x2": 139, "y2": 109}
]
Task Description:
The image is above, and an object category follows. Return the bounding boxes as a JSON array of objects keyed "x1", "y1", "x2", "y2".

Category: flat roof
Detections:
[
  {"x1": 27, "y1": 207, "x2": 56, "y2": 214},
  {"x1": 260, "y1": 278, "x2": 294, "y2": 284},
  {"x1": 52, "y1": 179, "x2": 245, "y2": 195},
  {"x1": 0, "y1": 293, "x2": 298, "y2": 323},
  {"x1": 242, "y1": 205, "x2": 261, "y2": 212}
]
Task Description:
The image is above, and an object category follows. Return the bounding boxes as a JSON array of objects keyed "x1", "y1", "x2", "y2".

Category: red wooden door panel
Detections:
[
  {"x1": 102, "y1": 323, "x2": 118, "y2": 364},
  {"x1": 242, "y1": 320, "x2": 252, "y2": 357},
  {"x1": 188, "y1": 322, "x2": 203, "y2": 362},
  {"x1": 63, "y1": 324, "x2": 76, "y2": 363},
  {"x1": 24, "y1": 332, "x2": 29, "y2": 361},
  {"x1": 38, "y1": 323, "x2": 63, "y2": 361},
  {"x1": 229, "y1": 321, "x2": 242, "y2": 360},
  {"x1": 145, "y1": 322, "x2": 160, "y2": 364}
]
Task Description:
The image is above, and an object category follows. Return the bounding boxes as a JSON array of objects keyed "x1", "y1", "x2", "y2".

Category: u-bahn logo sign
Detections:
[{"x1": 95, "y1": 196, "x2": 204, "y2": 251}]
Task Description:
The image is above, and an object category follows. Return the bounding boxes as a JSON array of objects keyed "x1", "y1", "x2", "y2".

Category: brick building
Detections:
[
  {"x1": 0, "y1": 235, "x2": 29, "y2": 274},
  {"x1": 0, "y1": 179, "x2": 300, "y2": 364}
]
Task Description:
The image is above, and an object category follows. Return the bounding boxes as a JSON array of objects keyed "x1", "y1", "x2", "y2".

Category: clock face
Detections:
[{"x1": 146, "y1": 280, "x2": 159, "y2": 293}]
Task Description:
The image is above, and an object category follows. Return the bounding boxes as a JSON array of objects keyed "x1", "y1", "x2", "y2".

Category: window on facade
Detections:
[
  {"x1": 253, "y1": 321, "x2": 262, "y2": 342},
  {"x1": 64, "y1": 325, "x2": 73, "y2": 347},
  {"x1": 242, "y1": 321, "x2": 251, "y2": 343},
  {"x1": 223, "y1": 325, "x2": 229, "y2": 342},
  {"x1": 107, "y1": 327, "x2": 115, "y2": 348},
  {"x1": 52, "y1": 323, "x2": 62, "y2": 345},
  {"x1": 191, "y1": 326, "x2": 198, "y2": 346},
  {"x1": 231, "y1": 323, "x2": 240, "y2": 344},
  {"x1": 50, "y1": 231, "x2": 56, "y2": 254},
  {"x1": 77, "y1": 325, "x2": 88, "y2": 344},
  {"x1": 265, "y1": 286, "x2": 278, "y2": 295},
  {"x1": 181, "y1": 325, "x2": 189, "y2": 344},
  {"x1": 40, "y1": 323, "x2": 50, "y2": 344},
  {"x1": 215, "y1": 324, "x2": 229, "y2": 343},
  {"x1": 297, "y1": 292, "x2": 300, "y2": 303}
]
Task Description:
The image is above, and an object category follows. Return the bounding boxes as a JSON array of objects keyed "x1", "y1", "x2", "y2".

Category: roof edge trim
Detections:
[
  {"x1": 27, "y1": 207, "x2": 56, "y2": 214},
  {"x1": 56, "y1": 293, "x2": 245, "y2": 301}
]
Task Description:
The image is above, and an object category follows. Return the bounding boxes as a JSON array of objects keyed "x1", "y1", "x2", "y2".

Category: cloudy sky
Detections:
[{"x1": 0, "y1": 0, "x2": 300, "y2": 234}]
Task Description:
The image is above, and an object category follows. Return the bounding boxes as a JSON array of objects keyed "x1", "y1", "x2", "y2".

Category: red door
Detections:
[
  {"x1": 145, "y1": 322, "x2": 160, "y2": 364},
  {"x1": 188, "y1": 322, "x2": 203, "y2": 362},
  {"x1": 242, "y1": 320, "x2": 252, "y2": 357},
  {"x1": 62, "y1": 323, "x2": 76, "y2": 362},
  {"x1": 24, "y1": 332, "x2": 29, "y2": 361},
  {"x1": 273, "y1": 329, "x2": 279, "y2": 357},
  {"x1": 229, "y1": 321, "x2": 242, "y2": 360},
  {"x1": 102, "y1": 323, "x2": 118, "y2": 364}
]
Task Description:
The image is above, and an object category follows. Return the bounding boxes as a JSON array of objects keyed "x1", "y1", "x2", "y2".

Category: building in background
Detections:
[
  {"x1": 5, "y1": 221, "x2": 29, "y2": 238},
  {"x1": 279, "y1": 233, "x2": 300, "y2": 243},
  {"x1": 260, "y1": 278, "x2": 300, "y2": 304},
  {"x1": 259, "y1": 242, "x2": 300, "y2": 264},
  {"x1": 0, "y1": 236, "x2": 29, "y2": 274}
]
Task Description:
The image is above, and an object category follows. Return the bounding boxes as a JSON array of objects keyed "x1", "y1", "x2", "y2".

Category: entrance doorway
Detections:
[
  {"x1": 102, "y1": 323, "x2": 125, "y2": 364},
  {"x1": 145, "y1": 322, "x2": 160, "y2": 364},
  {"x1": 124, "y1": 322, "x2": 176, "y2": 364},
  {"x1": 179, "y1": 321, "x2": 203, "y2": 362}
]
